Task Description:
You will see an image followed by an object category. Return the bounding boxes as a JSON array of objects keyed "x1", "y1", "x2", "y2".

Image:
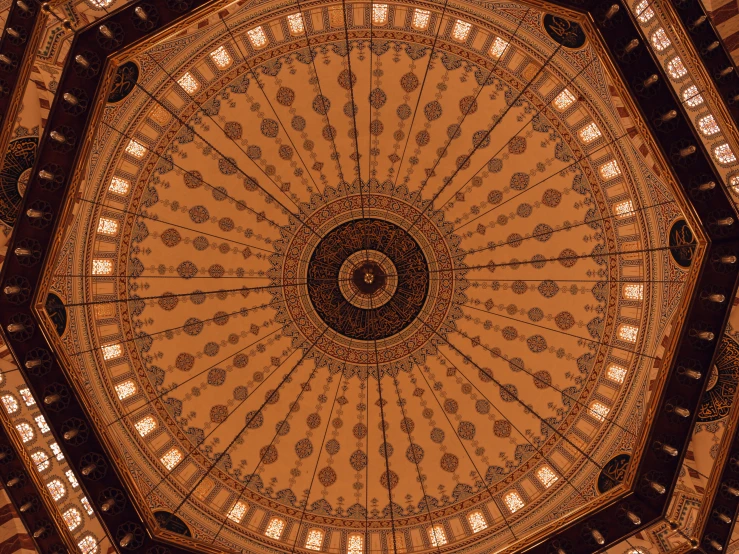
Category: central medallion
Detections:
[{"x1": 307, "y1": 219, "x2": 428, "y2": 340}]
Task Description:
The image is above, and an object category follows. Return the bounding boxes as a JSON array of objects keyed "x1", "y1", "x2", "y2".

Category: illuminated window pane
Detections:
[
  {"x1": 161, "y1": 447, "x2": 183, "y2": 470},
  {"x1": 1, "y1": 394, "x2": 19, "y2": 414},
  {"x1": 150, "y1": 105, "x2": 171, "y2": 126},
  {"x1": 78, "y1": 535, "x2": 98, "y2": 554},
  {"x1": 468, "y1": 511, "x2": 487, "y2": 533},
  {"x1": 486, "y1": 38, "x2": 509, "y2": 64},
  {"x1": 503, "y1": 491, "x2": 525, "y2": 513},
  {"x1": 614, "y1": 200, "x2": 634, "y2": 218},
  {"x1": 553, "y1": 88, "x2": 575, "y2": 111},
  {"x1": 590, "y1": 401, "x2": 610, "y2": 422},
  {"x1": 135, "y1": 416, "x2": 157, "y2": 437},
  {"x1": 92, "y1": 259, "x2": 113, "y2": 275},
  {"x1": 714, "y1": 143, "x2": 737, "y2": 164},
  {"x1": 372, "y1": 4, "x2": 388, "y2": 25},
  {"x1": 265, "y1": 517, "x2": 285, "y2": 539},
  {"x1": 329, "y1": 6, "x2": 344, "y2": 27},
  {"x1": 634, "y1": 0, "x2": 654, "y2": 23},
  {"x1": 66, "y1": 469, "x2": 79, "y2": 488},
  {"x1": 578, "y1": 122, "x2": 602, "y2": 144},
  {"x1": 731, "y1": 175, "x2": 739, "y2": 195},
  {"x1": 19, "y1": 388, "x2": 35, "y2": 406},
  {"x1": 452, "y1": 20, "x2": 472, "y2": 42},
  {"x1": 210, "y1": 46, "x2": 232, "y2": 69},
  {"x1": 247, "y1": 26, "x2": 268, "y2": 48},
  {"x1": 47, "y1": 478, "x2": 66, "y2": 501},
  {"x1": 622, "y1": 283, "x2": 643, "y2": 300},
  {"x1": 16, "y1": 423, "x2": 34, "y2": 442},
  {"x1": 32, "y1": 450, "x2": 50, "y2": 472},
  {"x1": 227, "y1": 501, "x2": 248, "y2": 523},
  {"x1": 348, "y1": 533, "x2": 363, "y2": 554},
  {"x1": 51, "y1": 442, "x2": 64, "y2": 461},
  {"x1": 97, "y1": 217, "x2": 119, "y2": 236},
  {"x1": 412, "y1": 8, "x2": 431, "y2": 30},
  {"x1": 683, "y1": 85, "x2": 704, "y2": 107},
  {"x1": 667, "y1": 57, "x2": 687, "y2": 79},
  {"x1": 35, "y1": 415, "x2": 50, "y2": 434},
  {"x1": 599, "y1": 160, "x2": 621, "y2": 180},
  {"x1": 109, "y1": 176, "x2": 130, "y2": 195},
  {"x1": 607, "y1": 364, "x2": 627, "y2": 383},
  {"x1": 177, "y1": 72, "x2": 199, "y2": 95},
  {"x1": 305, "y1": 529, "x2": 324, "y2": 550},
  {"x1": 81, "y1": 497, "x2": 94, "y2": 515},
  {"x1": 287, "y1": 13, "x2": 305, "y2": 35},
  {"x1": 125, "y1": 139, "x2": 146, "y2": 158},
  {"x1": 429, "y1": 525, "x2": 447, "y2": 546},
  {"x1": 536, "y1": 466, "x2": 558, "y2": 488},
  {"x1": 698, "y1": 114, "x2": 720, "y2": 137},
  {"x1": 115, "y1": 380, "x2": 137, "y2": 400},
  {"x1": 618, "y1": 324, "x2": 639, "y2": 343},
  {"x1": 63, "y1": 507, "x2": 82, "y2": 531},
  {"x1": 102, "y1": 343, "x2": 122, "y2": 361},
  {"x1": 651, "y1": 28, "x2": 671, "y2": 51}
]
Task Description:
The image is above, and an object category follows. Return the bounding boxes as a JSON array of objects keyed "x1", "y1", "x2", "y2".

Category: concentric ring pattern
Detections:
[{"x1": 44, "y1": 1, "x2": 701, "y2": 552}]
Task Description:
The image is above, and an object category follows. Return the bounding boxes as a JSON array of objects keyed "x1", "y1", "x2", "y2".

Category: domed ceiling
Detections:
[{"x1": 29, "y1": 0, "x2": 708, "y2": 551}]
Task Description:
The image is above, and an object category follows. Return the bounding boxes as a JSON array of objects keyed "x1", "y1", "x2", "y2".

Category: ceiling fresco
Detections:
[{"x1": 1, "y1": 0, "x2": 739, "y2": 553}]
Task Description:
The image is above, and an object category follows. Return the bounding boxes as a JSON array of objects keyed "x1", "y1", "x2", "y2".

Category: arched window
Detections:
[
  {"x1": 305, "y1": 529, "x2": 324, "y2": 551},
  {"x1": 31, "y1": 450, "x2": 50, "y2": 472},
  {"x1": 265, "y1": 517, "x2": 285, "y2": 539},
  {"x1": 47, "y1": 479, "x2": 66, "y2": 501},
  {"x1": 63, "y1": 507, "x2": 82, "y2": 530},
  {"x1": 227, "y1": 501, "x2": 247, "y2": 523},
  {"x1": 467, "y1": 511, "x2": 488, "y2": 533},
  {"x1": 15, "y1": 422, "x2": 34, "y2": 443},
  {"x1": 347, "y1": 533, "x2": 363, "y2": 554},
  {"x1": 503, "y1": 491, "x2": 525, "y2": 513},
  {"x1": 78, "y1": 535, "x2": 99, "y2": 554},
  {"x1": 1, "y1": 394, "x2": 19, "y2": 414},
  {"x1": 428, "y1": 525, "x2": 447, "y2": 546},
  {"x1": 536, "y1": 466, "x2": 558, "y2": 488}
]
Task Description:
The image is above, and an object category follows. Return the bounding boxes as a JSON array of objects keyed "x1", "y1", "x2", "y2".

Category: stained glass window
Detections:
[
  {"x1": 731, "y1": 175, "x2": 739, "y2": 195},
  {"x1": 590, "y1": 401, "x2": 610, "y2": 422},
  {"x1": 32, "y1": 450, "x2": 50, "y2": 472},
  {"x1": 265, "y1": 517, "x2": 285, "y2": 539},
  {"x1": 503, "y1": 491, "x2": 525, "y2": 513},
  {"x1": 19, "y1": 388, "x2": 35, "y2": 406},
  {"x1": 412, "y1": 9, "x2": 431, "y2": 30},
  {"x1": 622, "y1": 283, "x2": 643, "y2": 300},
  {"x1": 489, "y1": 36, "x2": 509, "y2": 60},
  {"x1": 618, "y1": 324, "x2": 639, "y2": 343},
  {"x1": 372, "y1": 4, "x2": 388, "y2": 25},
  {"x1": 102, "y1": 343, "x2": 122, "y2": 360},
  {"x1": 614, "y1": 200, "x2": 634, "y2": 218},
  {"x1": 651, "y1": 28, "x2": 670, "y2": 51},
  {"x1": 348, "y1": 533, "x2": 363, "y2": 554},
  {"x1": 81, "y1": 497, "x2": 94, "y2": 515},
  {"x1": 682, "y1": 85, "x2": 704, "y2": 107},
  {"x1": 35, "y1": 415, "x2": 50, "y2": 434},
  {"x1": 467, "y1": 511, "x2": 488, "y2": 533},
  {"x1": 305, "y1": 529, "x2": 324, "y2": 550},
  {"x1": 135, "y1": 416, "x2": 157, "y2": 437},
  {"x1": 227, "y1": 501, "x2": 247, "y2": 523},
  {"x1": 578, "y1": 122, "x2": 602, "y2": 144},
  {"x1": 92, "y1": 259, "x2": 113, "y2": 275},
  {"x1": 634, "y1": 0, "x2": 654, "y2": 23},
  {"x1": 66, "y1": 469, "x2": 79, "y2": 488},
  {"x1": 16, "y1": 422, "x2": 34, "y2": 442},
  {"x1": 125, "y1": 139, "x2": 146, "y2": 158},
  {"x1": 429, "y1": 525, "x2": 447, "y2": 546},
  {"x1": 109, "y1": 177, "x2": 130, "y2": 195},
  {"x1": 599, "y1": 160, "x2": 621, "y2": 180},
  {"x1": 452, "y1": 20, "x2": 472, "y2": 42},
  {"x1": 210, "y1": 46, "x2": 232, "y2": 69},
  {"x1": 51, "y1": 442, "x2": 64, "y2": 461},
  {"x1": 607, "y1": 364, "x2": 627, "y2": 383},
  {"x1": 47, "y1": 478, "x2": 66, "y2": 501},
  {"x1": 1, "y1": 394, "x2": 18, "y2": 414},
  {"x1": 536, "y1": 466, "x2": 558, "y2": 488},
  {"x1": 553, "y1": 88, "x2": 575, "y2": 111},
  {"x1": 78, "y1": 535, "x2": 99, "y2": 554},
  {"x1": 247, "y1": 26, "x2": 268, "y2": 48},
  {"x1": 287, "y1": 13, "x2": 305, "y2": 35},
  {"x1": 97, "y1": 217, "x2": 119, "y2": 236},
  {"x1": 714, "y1": 143, "x2": 737, "y2": 164},
  {"x1": 161, "y1": 447, "x2": 183, "y2": 470},
  {"x1": 64, "y1": 507, "x2": 82, "y2": 531},
  {"x1": 667, "y1": 57, "x2": 687, "y2": 79},
  {"x1": 177, "y1": 72, "x2": 199, "y2": 95},
  {"x1": 698, "y1": 114, "x2": 720, "y2": 137},
  {"x1": 115, "y1": 380, "x2": 137, "y2": 400}
]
